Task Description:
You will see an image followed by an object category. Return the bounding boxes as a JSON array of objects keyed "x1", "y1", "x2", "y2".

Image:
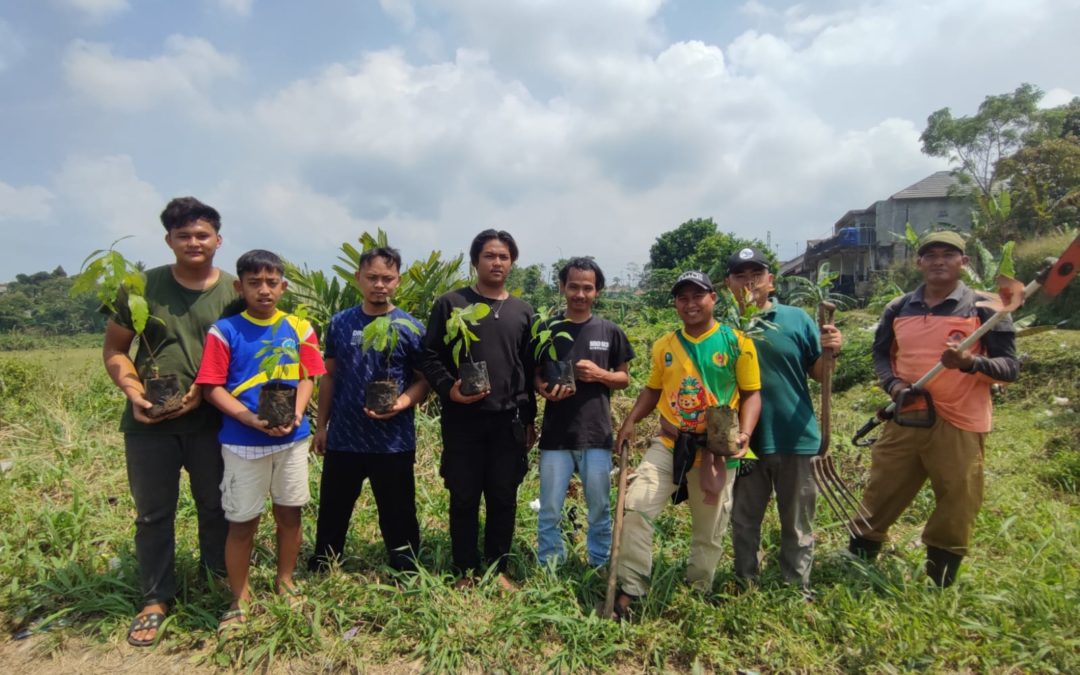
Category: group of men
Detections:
[{"x1": 105, "y1": 196, "x2": 1017, "y2": 645}]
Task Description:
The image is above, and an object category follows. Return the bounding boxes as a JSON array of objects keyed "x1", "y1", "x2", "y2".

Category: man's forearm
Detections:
[
  {"x1": 296, "y1": 379, "x2": 315, "y2": 415},
  {"x1": 603, "y1": 368, "x2": 631, "y2": 390},
  {"x1": 103, "y1": 321, "x2": 142, "y2": 399},
  {"x1": 401, "y1": 375, "x2": 430, "y2": 408},
  {"x1": 204, "y1": 385, "x2": 250, "y2": 420},
  {"x1": 104, "y1": 351, "x2": 143, "y2": 397},
  {"x1": 738, "y1": 390, "x2": 761, "y2": 436},
  {"x1": 974, "y1": 331, "x2": 1020, "y2": 383}
]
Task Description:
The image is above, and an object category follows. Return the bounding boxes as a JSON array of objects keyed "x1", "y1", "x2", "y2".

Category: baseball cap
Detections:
[
  {"x1": 671, "y1": 270, "x2": 714, "y2": 296},
  {"x1": 726, "y1": 247, "x2": 772, "y2": 275},
  {"x1": 917, "y1": 231, "x2": 966, "y2": 256}
]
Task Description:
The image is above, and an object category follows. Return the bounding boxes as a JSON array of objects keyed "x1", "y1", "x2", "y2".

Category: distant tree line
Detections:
[{"x1": 0, "y1": 267, "x2": 105, "y2": 335}]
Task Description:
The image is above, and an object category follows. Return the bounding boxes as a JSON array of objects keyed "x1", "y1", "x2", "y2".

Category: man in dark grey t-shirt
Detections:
[{"x1": 535, "y1": 258, "x2": 634, "y2": 568}]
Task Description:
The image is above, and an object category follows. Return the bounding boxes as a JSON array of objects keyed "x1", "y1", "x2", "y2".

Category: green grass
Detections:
[{"x1": 0, "y1": 339, "x2": 1078, "y2": 672}]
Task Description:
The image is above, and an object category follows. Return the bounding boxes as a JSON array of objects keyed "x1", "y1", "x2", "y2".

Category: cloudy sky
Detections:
[{"x1": 2, "y1": 0, "x2": 1078, "y2": 282}]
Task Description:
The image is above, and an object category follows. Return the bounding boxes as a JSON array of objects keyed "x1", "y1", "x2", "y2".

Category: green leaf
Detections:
[
  {"x1": 471, "y1": 303, "x2": 491, "y2": 320},
  {"x1": 998, "y1": 240, "x2": 1016, "y2": 279},
  {"x1": 128, "y1": 295, "x2": 149, "y2": 335}
]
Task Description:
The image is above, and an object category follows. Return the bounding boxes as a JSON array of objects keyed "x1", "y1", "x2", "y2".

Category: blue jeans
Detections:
[{"x1": 537, "y1": 448, "x2": 612, "y2": 567}]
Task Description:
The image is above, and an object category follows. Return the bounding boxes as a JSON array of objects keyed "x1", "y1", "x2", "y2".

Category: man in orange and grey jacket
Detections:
[{"x1": 848, "y1": 231, "x2": 1019, "y2": 587}]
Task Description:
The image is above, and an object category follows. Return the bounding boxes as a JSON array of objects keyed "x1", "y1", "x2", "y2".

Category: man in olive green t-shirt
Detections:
[{"x1": 102, "y1": 197, "x2": 240, "y2": 646}]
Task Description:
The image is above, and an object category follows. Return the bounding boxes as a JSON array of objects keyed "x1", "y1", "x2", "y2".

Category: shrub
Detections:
[{"x1": 832, "y1": 310, "x2": 879, "y2": 392}]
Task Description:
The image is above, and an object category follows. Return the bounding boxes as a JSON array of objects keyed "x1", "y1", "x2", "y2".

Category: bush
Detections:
[
  {"x1": 0, "y1": 332, "x2": 102, "y2": 352},
  {"x1": 832, "y1": 310, "x2": 879, "y2": 392},
  {"x1": 0, "y1": 358, "x2": 47, "y2": 419}
]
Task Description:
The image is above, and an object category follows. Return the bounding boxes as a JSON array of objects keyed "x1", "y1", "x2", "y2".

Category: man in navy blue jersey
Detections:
[{"x1": 308, "y1": 247, "x2": 428, "y2": 573}]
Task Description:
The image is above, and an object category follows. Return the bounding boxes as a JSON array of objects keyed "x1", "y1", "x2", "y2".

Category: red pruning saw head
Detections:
[{"x1": 1043, "y1": 234, "x2": 1080, "y2": 298}]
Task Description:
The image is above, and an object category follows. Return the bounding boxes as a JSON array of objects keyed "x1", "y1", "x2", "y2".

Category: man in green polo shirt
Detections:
[
  {"x1": 727, "y1": 247, "x2": 843, "y2": 592},
  {"x1": 102, "y1": 197, "x2": 240, "y2": 646}
]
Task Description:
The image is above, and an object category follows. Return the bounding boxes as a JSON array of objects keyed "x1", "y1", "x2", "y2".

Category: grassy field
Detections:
[{"x1": 0, "y1": 328, "x2": 1078, "y2": 672}]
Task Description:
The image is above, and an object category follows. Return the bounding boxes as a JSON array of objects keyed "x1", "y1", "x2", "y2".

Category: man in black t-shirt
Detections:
[
  {"x1": 420, "y1": 230, "x2": 536, "y2": 591},
  {"x1": 535, "y1": 258, "x2": 634, "y2": 568}
]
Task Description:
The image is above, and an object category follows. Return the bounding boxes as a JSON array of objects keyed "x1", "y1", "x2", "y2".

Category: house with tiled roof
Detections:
[{"x1": 786, "y1": 171, "x2": 973, "y2": 296}]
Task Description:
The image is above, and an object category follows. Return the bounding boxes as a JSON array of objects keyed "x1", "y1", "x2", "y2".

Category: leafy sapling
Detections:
[
  {"x1": 72, "y1": 237, "x2": 182, "y2": 417},
  {"x1": 254, "y1": 307, "x2": 311, "y2": 428},
  {"x1": 444, "y1": 302, "x2": 491, "y2": 395},
  {"x1": 531, "y1": 307, "x2": 575, "y2": 394},
  {"x1": 362, "y1": 314, "x2": 421, "y2": 413},
  {"x1": 719, "y1": 284, "x2": 778, "y2": 341}
]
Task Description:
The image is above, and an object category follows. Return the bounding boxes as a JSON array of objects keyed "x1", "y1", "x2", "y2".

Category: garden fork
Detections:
[{"x1": 811, "y1": 302, "x2": 873, "y2": 536}]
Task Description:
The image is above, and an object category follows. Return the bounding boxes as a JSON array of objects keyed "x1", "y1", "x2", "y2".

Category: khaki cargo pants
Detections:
[
  {"x1": 851, "y1": 416, "x2": 985, "y2": 555},
  {"x1": 616, "y1": 438, "x2": 736, "y2": 597}
]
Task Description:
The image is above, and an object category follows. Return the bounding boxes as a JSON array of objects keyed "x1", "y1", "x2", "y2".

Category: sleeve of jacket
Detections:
[
  {"x1": 872, "y1": 296, "x2": 903, "y2": 394},
  {"x1": 972, "y1": 307, "x2": 1020, "y2": 383},
  {"x1": 419, "y1": 295, "x2": 456, "y2": 400}
]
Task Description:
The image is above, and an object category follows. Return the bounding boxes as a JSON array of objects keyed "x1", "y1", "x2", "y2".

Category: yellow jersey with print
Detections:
[{"x1": 647, "y1": 322, "x2": 761, "y2": 450}]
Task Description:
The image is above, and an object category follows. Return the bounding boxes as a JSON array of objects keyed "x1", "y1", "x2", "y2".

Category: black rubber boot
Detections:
[
  {"x1": 925, "y1": 546, "x2": 963, "y2": 588},
  {"x1": 848, "y1": 535, "x2": 882, "y2": 561}
]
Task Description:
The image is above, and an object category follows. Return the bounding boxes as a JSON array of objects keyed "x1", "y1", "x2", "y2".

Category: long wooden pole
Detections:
[{"x1": 602, "y1": 439, "x2": 630, "y2": 619}]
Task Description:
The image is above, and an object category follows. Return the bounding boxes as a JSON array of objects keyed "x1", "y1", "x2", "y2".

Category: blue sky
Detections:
[{"x1": 2, "y1": 0, "x2": 1079, "y2": 282}]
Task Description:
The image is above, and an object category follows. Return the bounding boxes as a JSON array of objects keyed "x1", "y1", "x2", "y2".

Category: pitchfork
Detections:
[{"x1": 811, "y1": 301, "x2": 873, "y2": 536}]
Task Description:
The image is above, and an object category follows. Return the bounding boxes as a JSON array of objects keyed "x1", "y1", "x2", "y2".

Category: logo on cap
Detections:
[{"x1": 738, "y1": 248, "x2": 754, "y2": 260}]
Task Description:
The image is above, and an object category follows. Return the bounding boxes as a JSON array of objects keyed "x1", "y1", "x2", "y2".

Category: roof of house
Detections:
[
  {"x1": 890, "y1": 170, "x2": 969, "y2": 200},
  {"x1": 833, "y1": 206, "x2": 875, "y2": 229}
]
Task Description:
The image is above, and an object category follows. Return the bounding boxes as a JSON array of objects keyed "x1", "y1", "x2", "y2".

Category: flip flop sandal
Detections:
[
  {"x1": 217, "y1": 608, "x2": 247, "y2": 639},
  {"x1": 127, "y1": 611, "x2": 166, "y2": 647}
]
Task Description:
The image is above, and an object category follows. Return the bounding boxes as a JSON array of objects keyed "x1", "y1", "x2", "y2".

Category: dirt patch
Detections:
[{"x1": 0, "y1": 635, "x2": 212, "y2": 674}]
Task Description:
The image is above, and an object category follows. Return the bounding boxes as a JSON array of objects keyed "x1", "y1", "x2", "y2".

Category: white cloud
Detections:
[
  {"x1": 215, "y1": 0, "x2": 255, "y2": 17},
  {"x1": 55, "y1": 0, "x2": 130, "y2": 22},
  {"x1": 430, "y1": 0, "x2": 666, "y2": 78},
  {"x1": 9, "y1": 0, "x2": 1080, "y2": 278},
  {"x1": 53, "y1": 155, "x2": 162, "y2": 240},
  {"x1": 244, "y1": 28, "x2": 944, "y2": 271},
  {"x1": 254, "y1": 48, "x2": 574, "y2": 197},
  {"x1": 1041, "y1": 88, "x2": 1077, "y2": 108},
  {"x1": 379, "y1": 0, "x2": 416, "y2": 31},
  {"x1": 738, "y1": 0, "x2": 775, "y2": 20},
  {"x1": 63, "y1": 35, "x2": 240, "y2": 114},
  {"x1": 0, "y1": 181, "x2": 54, "y2": 222},
  {"x1": 0, "y1": 156, "x2": 164, "y2": 274}
]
